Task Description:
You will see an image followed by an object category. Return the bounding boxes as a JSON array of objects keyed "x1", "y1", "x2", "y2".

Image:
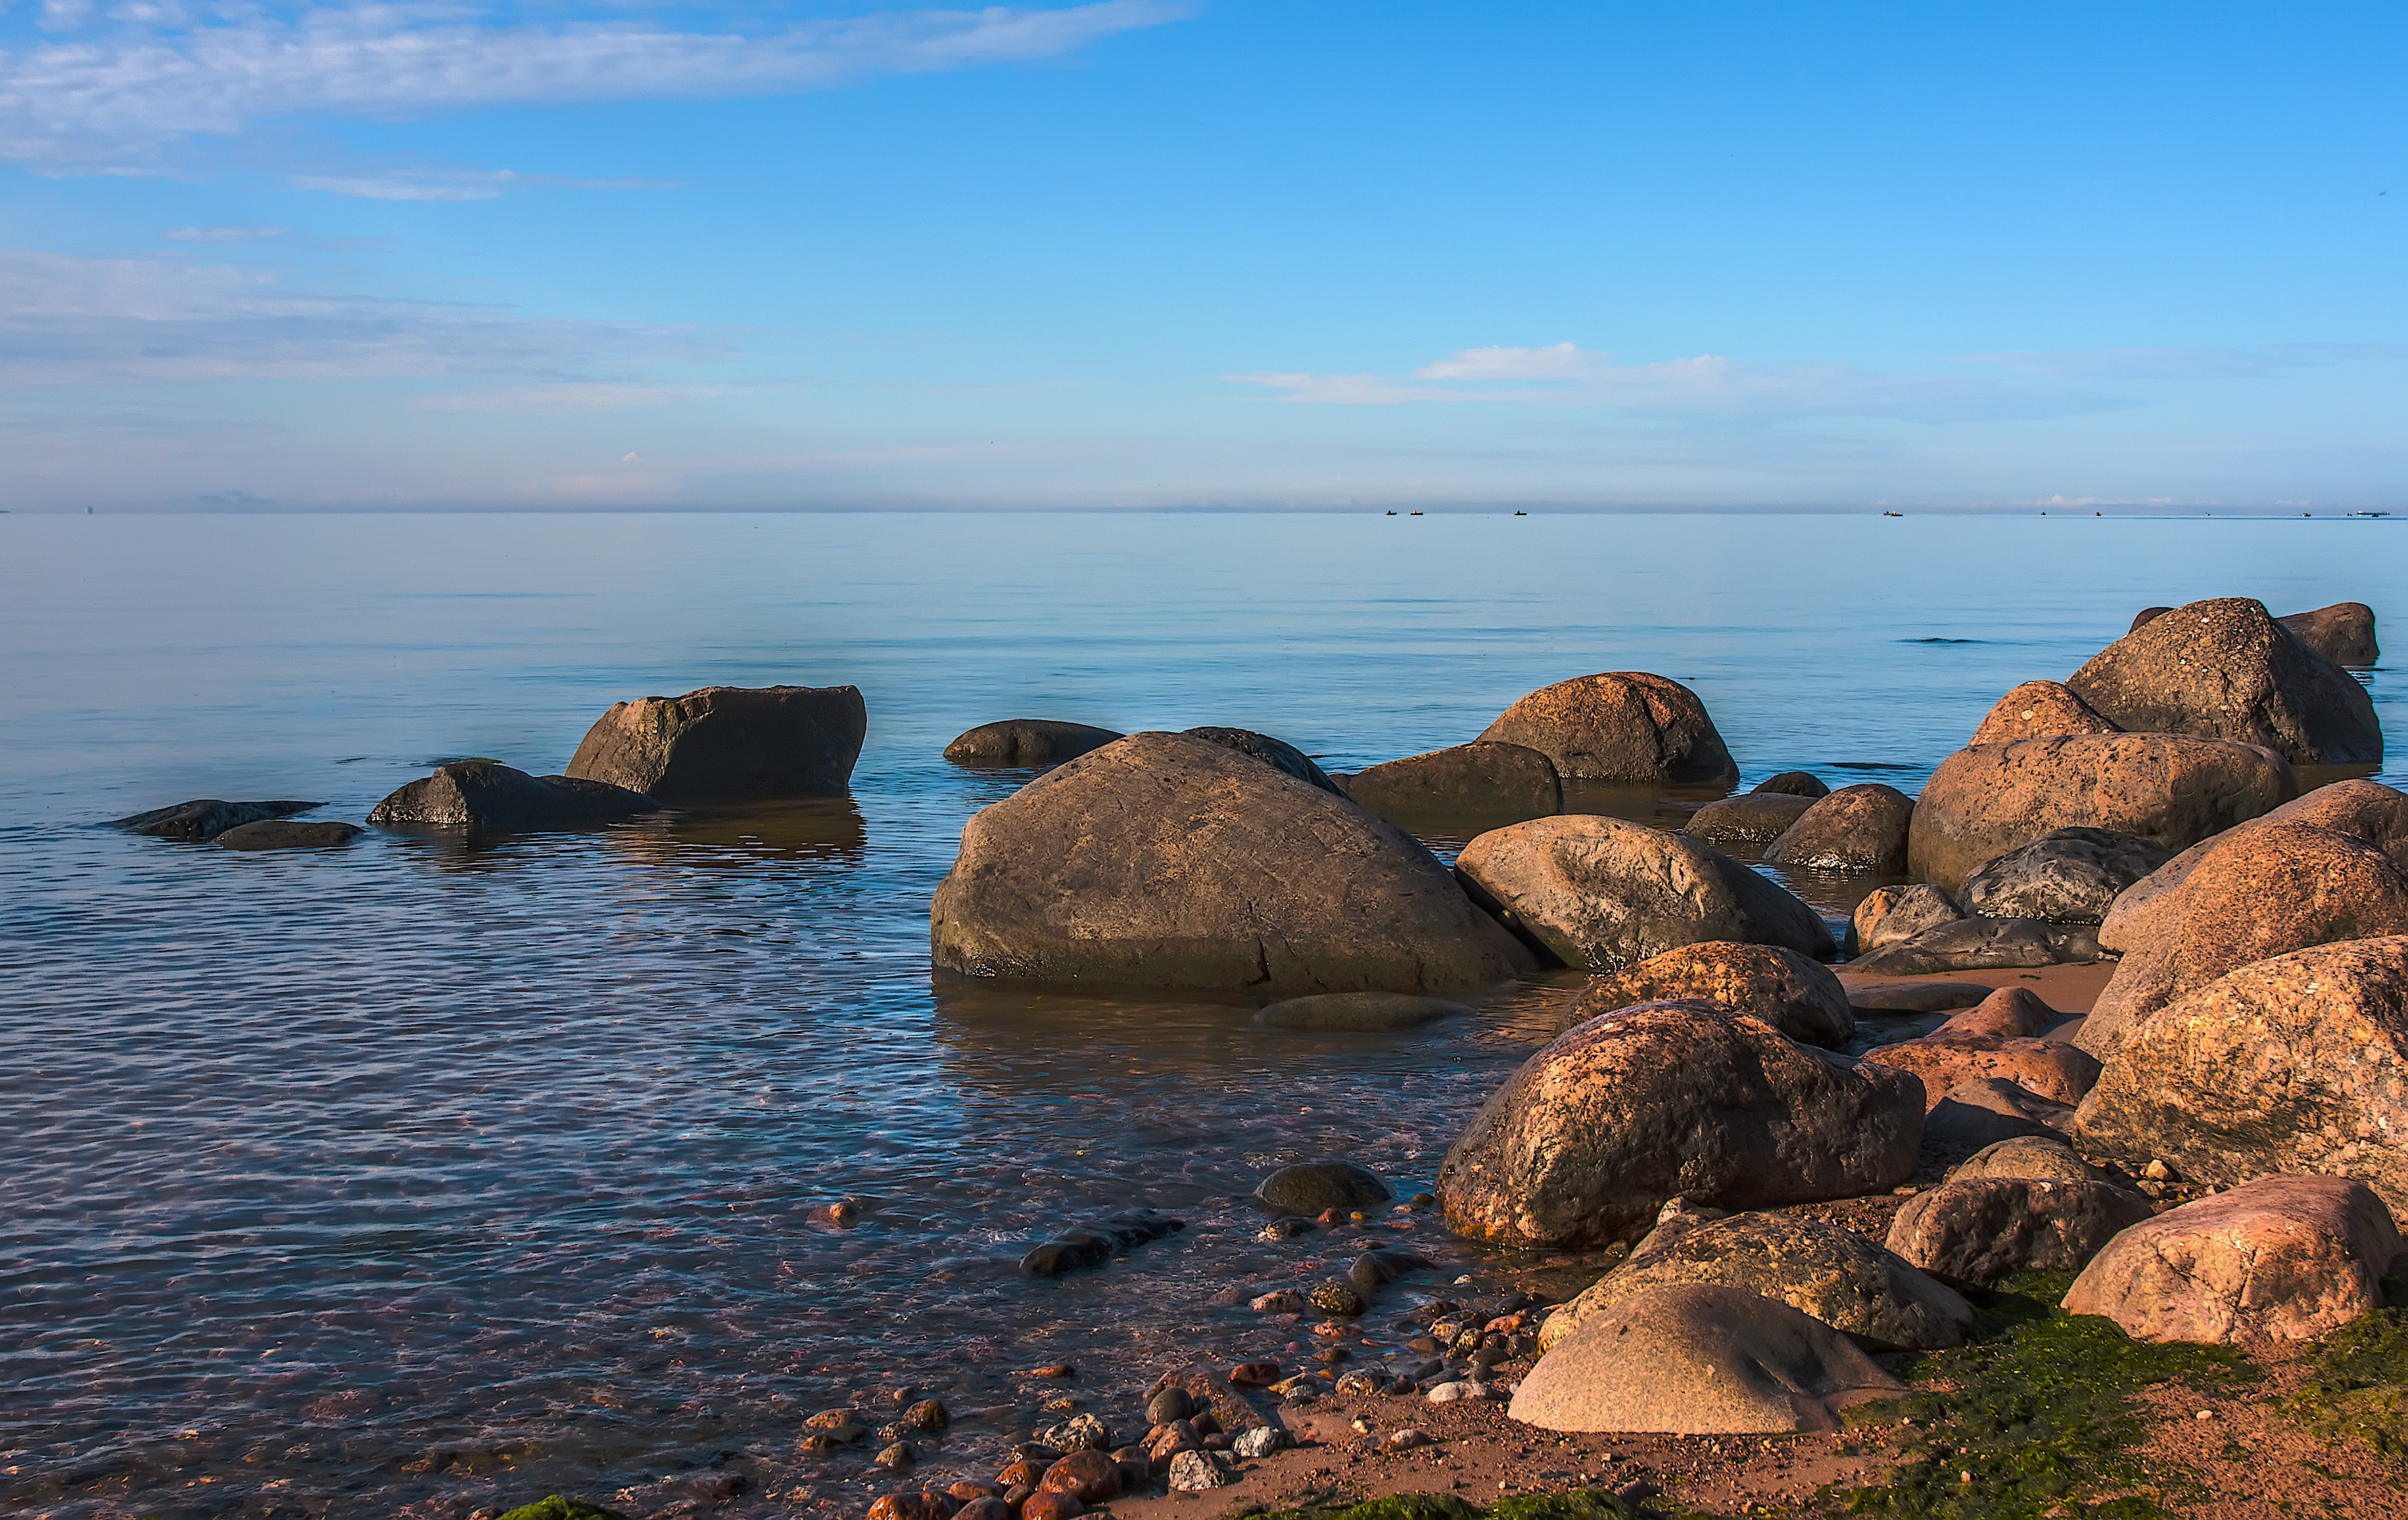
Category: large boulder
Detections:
[
  {"x1": 1509, "y1": 1283, "x2": 1906, "y2": 1434},
  {"x1": 114, "y1": 799, "x2": 318, "y2": 840},
  {"x1": 2064, "y1": 597, "x2": 2380, "y2": 766},
  {"x1": 1762, "y1": 785, "x2": 1914, "y2": 874},
  {"x1": 945, "y1": 720, "x2": 1123, "y2": 766},
  {"x1": 1966, "y1": 681, "x2": 2120, "y2": 748},
  {"x1": 1436, "y1": 1000, "x2": 1920, "y2": 1250},
  {"x1": 564, "y1": 684, "x2": 866, "y2": 801},
  {"x1": 1905, "y1": 734, "x2": 2295, "y2": 890},
  {"x1": 2077, "y1": 822, "x2": 2408, "y2": 1054},
  {"x1": 1885, "y1": 1178, "x2": 2153, "y2": 1288},
  {"x1": 1959, "y1": 828, "x2": 2172, "y2": 925},
  {"x1": 1454, "y1": 817, "x2": 1833, "y2": 971},
  {"x1": 2074, "y1": 937, "x2": 2408, "y2": 1212},
  {"x1": 1848, "y1": 884, "x2": 1963, "y2": 955},
  {"x1": 369, "y1": 762, "x2": 657, "y2": 832},
  {"x1": 1562, "y1": 942, "x2": 1853, "y2": 1046},
  {"x1": 1843, "y1": 917, "x2": 2098, "y2": 976},
  {"x1": 2279, "y1": 601, "x2": 2380, "y2": 666},
  {"x1": 928, "y1": 732, "x2": 1534, "y2": 996},
  {"x1": 1540, "y1": 1210, "x2": 1971, "y2": 1352},
  {"x1": 1862, "y1": 1032, "x2": 2100, "y2": 1110},
  {"x1": 1181, "y1": 728, "x2": 1344, "y2": 795},
  {"x1": 1339, "y1": 742, "x2": 1561, "y2": 828},
  {"x1": 1685, "y1": 792, "x2": 1816, "y2": 849},
  {"x1": 2060, "y1": 1175, "x2": 2404, "y2": 1344},
  {"x1": 1476, "y1": 673, "x2": 1739, "y2": 785}
]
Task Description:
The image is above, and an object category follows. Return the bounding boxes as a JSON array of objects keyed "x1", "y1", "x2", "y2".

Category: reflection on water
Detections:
[{"x1": 0, "y1": 512, "x2": 2399, "y2": 1519}]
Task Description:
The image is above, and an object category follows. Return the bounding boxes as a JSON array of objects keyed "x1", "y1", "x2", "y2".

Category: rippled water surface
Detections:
[{"x1": 2, "y1": 512, "x2": 2400, "y2": 1519}]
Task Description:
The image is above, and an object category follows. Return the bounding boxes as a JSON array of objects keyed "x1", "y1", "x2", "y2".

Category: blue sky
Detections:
[{"x1": 1, "y1": 1, "x2": 2402, "y2": 510}]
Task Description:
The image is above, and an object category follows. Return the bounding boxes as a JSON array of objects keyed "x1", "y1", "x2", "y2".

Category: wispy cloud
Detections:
[
  {"x1": 1956, "y1": 341, "x2": 2408, "y2": 381},
  {"x1": 1229, "y1": 343, "x2": 2126, "y2": 424},
  {"x1": 164, "y1": 224, "x2": 293, "y2": 241},
  {"x1": 0, "y1": 246, "x2": 732, "y2": 385},
  {"x1": 289, "y1": 166, "x2": 678, "y2": 201},
  {"x1": 0, "y1": 1, "x2": 1190, "y2": 171},
  {"x1": 410, "y1": 379, "x2": 705, "y2": 413}
]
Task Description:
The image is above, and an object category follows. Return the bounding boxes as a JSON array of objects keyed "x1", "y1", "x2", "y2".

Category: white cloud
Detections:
[
  {"x1": 411, "y1": 380, "x2": 702, "y2": 412},
  {"x1": 164, "y1": 223, "x2": 292, "y2": 240},
  {"x1": 1230, "y1": 343, "x2": 2127, "y2": 424},
  {"x1": 0, "y1": 1, "x2": 1191, "y2": 170},
  {"x1": 0, "y1": 245, "x2": 732, "y2": 384},
  {"x1": 289, "y1": 166, "x2": 676, "y2": 201},
  {"x1": 1958, "y1": 342, "x2": 2408, "y2": 381}
]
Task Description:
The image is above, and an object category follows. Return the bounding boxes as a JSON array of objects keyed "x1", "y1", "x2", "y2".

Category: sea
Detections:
[{"x1": 1, "y1": 510, "x2": 2399, "y2": 1520}]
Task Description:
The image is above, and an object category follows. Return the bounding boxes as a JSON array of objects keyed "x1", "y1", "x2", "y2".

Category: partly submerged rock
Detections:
[
  {"x1": 565, "y1": 684, "x2": 866, "y2": 801},
  {"x1": 1844, "y1": 917, "x2": 2098, "y2": 976},
  {"x1": 1018, "y1": 1209, "x2": 1184, "y2": 1277},
  {"x1": 2074, "y1": 936, "x2": 2408, "y2": 1212},
  {"x1": 1181, "y1": 727, "x2": 1344, "y2": 795},
  {"x1": 1454, "y1": 815, "x2": 1833, "y2": 971},
  {"x1": 1906, "y1": 733, "x2": 2295, "y2": 891},
  {"x1": 1562, "y1": 941, "x2": 1853, "y2": 1046},
  {"x1": 1762, "y1": 784, "x2": 1914, "y2": 875},
  {"x1": 2062, "y1": 1174, "x2": 2405, "y2": 1344},
  {"x1": 1847, "y1": 884, "x2": 1964, "y2": 956},
  {"x1": 2279, "y1": 600, "x2": 2380, "y2": 666},
  {"x1": 1339, "y1": 741, "x2": 1561, "y2": 828},
  {"x1": 1684, "y1": 791, "x2": 1816, "y2": 849},
  {"x1": 1958, "y1": 827, "x2": 2173, "y2": 926},
  {"x1": 1436, "y1": 1000, "x2": 1920, "y2": 1250},
  {"x1": 369, "y1": 762, "x2": 656, "y2": 833},
  {"x1": 1966, "y1": 681, "x2": 2121, "y2": 748},
  {"x1": 1540, "y1": 1210, "x2": 1971, "y2": 1353},
  {"x1": 1752, "y1": 771, "x2": 1831, "y2": 799},
  {"x1": 930, "y1": 732, "x2": 1534, "y2": 996},
  {"x1": 1509, "y1": 1283, "x2": 1906, "y2": 1433},
  {"x1": 1476, "y1": 672, "x2": 1739, "y2": 785},
  {"x1": 1256, "y1": 1161, "x2": 1391, "y2": 1216},
  {"x1": 115, "y1": 799, "x2": 318, "y2": 841},
  {"x1": 2064, "y1": 596, "x2": 2380, "y2": 766},
  {"x1": 944, "y1": 720, "x2": 1123, "y2": 766},
  {"x1": 215, "y1": 820, "x2": 363, "y2": 849},
  {"x1": 1252, "y1": 991, "x2": 1469, "y2": 1031},
  {"x1": 1885, "y1": 1178, "x2": 2152, "y2": 1289}
]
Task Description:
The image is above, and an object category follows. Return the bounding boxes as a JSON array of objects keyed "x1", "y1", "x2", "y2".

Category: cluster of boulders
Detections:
[{"x1": 112, "y1": 682, "x2": 866, "y2": 847}]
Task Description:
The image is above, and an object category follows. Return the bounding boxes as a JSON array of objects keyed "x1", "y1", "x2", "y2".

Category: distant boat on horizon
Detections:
[{"x1": 1882, "y1": 510, "x2": 1902, "y2": 517}]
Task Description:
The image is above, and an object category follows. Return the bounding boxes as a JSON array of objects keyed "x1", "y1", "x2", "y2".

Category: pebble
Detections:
[
  {"x1": 1250, "y1": 1289, "x2": 1307, "y2": 1314},
  {"x1": 865, "y1": 1493, "x2": 952, "y2": 1520},
  {"x1": 1029, "y1": 1364, "x2": 1077, "y2": 1379},
  {"x1": 1037, "y1": 1450, "x2": 1122, "y2": 1504},
  {"x1": 906, "y1": 1399, "x2": 951, "y2": 1431},
  {"x1": 874, "y1": 1442, "x2": 914, "y2": 1469},
  {"x1": 1145, "y1": 1388, "x2": 1193, "y2": 1425},
  {"x1": 1259, "y1": 1218, "x2": 1315, "y2": 1241},
  {"x1": 1020, "y1": 1492, "x2": 1083, "y2": 1520},
  {"x1": 947, "y1": 1482, "x2": 1004, "y2": 1502},
  {"x1": 1228, "y1": 1360, "x2": 1282, "y2": 1387},
  {"x1": 1035, "y1": 1414, "x2": 1111, "y2": 1452},
  {"x1": 1307, "y1": 1279, "x2": 1365, "y2": 1316},
  {"x1": 1166, "y1": 1450, "x2": 1233, "y2": 1491},
  {"x1": 805, "y1": 1408, "x2": 865, "y2": 1433},
  {"x1": 1424, "y1": 1381, "x2": 1497, "y2": 1404},
  {"x1": 1384, "y1": 1429, "x2": 1434, "y2": 1451},
  {"x1": 1231, "y1": 1426, "x2": 1285, "y2": 1458}
]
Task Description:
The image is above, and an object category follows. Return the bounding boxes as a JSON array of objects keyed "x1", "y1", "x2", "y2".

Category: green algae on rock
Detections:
[
  {"x1": 2286, "y1": 1304, "x2": 2408, "y2": 1463},
  {"x1": 494, "y1": 1498, "x2": 630, "y2": 1520}
]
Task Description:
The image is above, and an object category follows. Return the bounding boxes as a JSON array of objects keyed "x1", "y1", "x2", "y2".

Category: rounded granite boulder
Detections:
[
  {"x1": 1561, "y1": 941, "x2": 1853, "y2": 1046},
  {"x1": 1762, "y1": 784, "x2": 1914, "y2": 874},
  {"x1": 565, "y1": 684, "x2": 867, "y2": 802},
  {"x1": 928, "y1": 732, "x2": 1535, "y2": 997},
  {"x1": 1476, "y1": 673, "x2": 1739, "y2": 786},
  {"x1": 1958, "y1": 826, "x2": 2173, "y2": 925},
  {"x1": 2278, "y1": 600, "x2": 2380, "y2": 666},
  {"x1": 1966, "y1": 680, "x2": 2121, "y2": 748},
  {"x1": 944, "y1": 720, "x2": 1124, "y2": 766},
  {"x1": 1338, "y1": 741, "x2": 1561, "y2": 828}
]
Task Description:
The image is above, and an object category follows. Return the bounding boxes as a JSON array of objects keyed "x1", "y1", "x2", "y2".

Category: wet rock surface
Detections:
[
  {"x1": 1762, "y1": 784, "x2": 1914, "y2": 874},
  {"x1": 1018, "y1": 1209, "x2": 1185, "y2": 1277},
  {"x1": 1455, "y1": 815, "x2": 1833, "y2": 971},
  {"x1": 114, "y1": 798, "x2": 318, "y2": 840},
  {"x1": 214, "y1": 818, "x2": 364, "y2": 848},
  {"x1": 564, "y1": 683, "x2": 868, "y2": 802},
  {"x1": 1561, "y1": 941, "x2": 1854, "y2": 1047},
  {"x1": 369, "y1": 761, "x2": 657, "y2": 832},
  {"x1": 1861, "y1": 1029, "x2": 2100, "y2": 1110},
  {"x1": 1844, "y1": 916, "x2": 2099, "y2": 976},
  {"x1": 1684, "y1": 790, "x2": 1816, "y2": 848},
  {"x1": 1476, "y1": 671, "x2": 1739, "y2": 785},
  {"x1": 1255, "y1": 1162, "x2": 1391, "y2": 1216},
  {"x1": 1436, "y1": 999, "x2": 1920, "y2": 1250},
  {"x1": 944, "y1": 720, "x2": 1125, "y2": 766},
  {"x1": 1338, "y1": 742, "x2": 1562, "y2": 829}
]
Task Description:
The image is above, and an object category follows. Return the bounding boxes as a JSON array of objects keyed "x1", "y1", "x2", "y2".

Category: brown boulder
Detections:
[
  {"x1": 565, "y1": 684, "x2": 866, "y2": 801},
  {"x1": 2076, "y1": 822, "x2": 2408, "y2": 1054},
  {"x1": 1762, "y1": 784, "x2": 1914, "y2": 874},
  {"x1": 944, "y1": 720, "x2": 1123, "y2": 765},
  {"x1": 1037, "y1": 1452, "x2": 1122, "y2": 1505},
  {"x1": 369, "y1": 761, "x2": 656, "y2": 832},
  {"x1": 1925, "y1": 1077, "x2": 2073, "y2": 1158},
  {"x1": 1967, "y1": 681, "x2": 2121, "y2": 747},
  {"x1": 1181, "y1": 727, "x2": 1344, "y2": 794},
  {"x1": 1540, "y1": 1210, "x2": 1972, "y2": 1352},
  {"x1": 1862, "y1": 1034, "x2": 2100, "y2": 1110},
  {"x1": 1508, "y1": 1283, "x2": 1905, "y2": 1433},
  {"x1": 1933, "y1": 986, "x2": 2054, "y2": 1040},
  {"x1": 1685, "y1": 791, "x2": 1816, "y2": 849},
  {"x1": 1944, "y1": 1135, "x2": 2100, "y2": 1185},
  {"x1": 1905, "y1": 733, "x2": 2295, "y2": 890},
  {"x1": 1753, "y1": 771, "x2": 1831, "y2": 798},
  {"x1": 1843, "y1": 916, "x2": 2098, "y2": 976},
  {"x1": 1958, "y1": 827, "x2": 2173, "y2": 925},
  {"x1": 930, "y1": 732, "x2": 1534, "y2": 996},
  {"x1": 1455, "y1": 816, "x2": 1833, "y2": 971},
  {"x1": 2061, "y1": 1175, "x2": 2404, "y2": 1343},
  {"x1": 1476, "y1": 672, "x2": 1739, "y2": 785},
  {"x1": 1885, "y1": 1178, "x2": 2152, "y2": 1288},
  {"x1": 1562, "y1": 942, "x2": 1854, "y2": 1046},
  {"x1": 1436, "y1": 1000, "x2": 1921, "y2": 1250},
  {"x1": 868, "y1": 1494, "x2": 960, "y2": 1520},
  {"x1": 2074, "y1": 936, "x2": 2408, "y2": 1212},
  {"x1": 2064, "y1": 596, "x2": 2380, "y2": 766},
  {"x1": 1340, "y1": 741, "x2": 1562, "y2": 828},
  {"x1": 1848, "y1": 884, "x2": 1962, "y2": 955},
  {"x1": 2278, "y1": 600, "x2": 2380, "y2": 666}
]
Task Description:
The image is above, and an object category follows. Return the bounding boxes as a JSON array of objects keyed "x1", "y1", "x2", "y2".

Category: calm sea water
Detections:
[{"x1": 1, "y1": 512, "x2": 2398, "y2": 1520}]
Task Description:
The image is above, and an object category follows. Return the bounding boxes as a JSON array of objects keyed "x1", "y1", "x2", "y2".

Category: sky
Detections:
[{"x1": 1, "y1": 1, "x2": 2403, "y2": 512}]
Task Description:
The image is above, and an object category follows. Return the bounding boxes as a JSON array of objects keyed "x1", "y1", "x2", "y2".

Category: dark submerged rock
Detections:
[
  {"x1": 369, "y1": 761, "x2": 655, "y2": 833},
  {"x1": 944, "y1": 720, "x2": 1123, "y2": 766},
  {"x1": 216, "y1": 819, "x2": 363, "y2": 849},
  {"x1": 1338, "y1": 741, "x2": 1561, "y2": 828},
  {"x1": 1752, "y1": 771, "x2": 1830, "y2": 799},
  {"x1": 564, "y1": 684, "x2": 867, "y2": 801},
  {"x1": 1018, "y1": 1209, "x2": 1184, "y2": 1277},
  {"x1": 1684, "y1": 791, "x2": 1816, "y2": 849},
  {"x1": 1255, "y1": 1162, "x2": 1390, "y2": 1215},
  {"x1": 1179, "y1": 726, "x2": 1344, "y2": 795},
  {"x1": 1251, "y1": 991, "x2": 1469, "y2": 1031},
  {"x1": 115, "y1": 798, "x2": 317, "y2": 841}
]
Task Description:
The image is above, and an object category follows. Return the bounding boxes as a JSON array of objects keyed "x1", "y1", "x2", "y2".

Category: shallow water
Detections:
[{"x1": 1, "y1": 512, "x2": 2399, "y2": 1519}]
